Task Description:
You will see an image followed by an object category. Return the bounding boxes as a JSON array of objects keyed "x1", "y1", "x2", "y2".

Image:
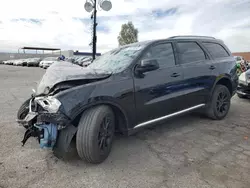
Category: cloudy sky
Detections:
[{"x1": 0, "y1": 0, "x2": 249, "y2": 53}]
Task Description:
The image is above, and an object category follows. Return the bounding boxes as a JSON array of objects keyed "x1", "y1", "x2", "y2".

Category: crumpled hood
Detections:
[{"x1": 36, "y1": 61, "x2": 112, "y2": 95}]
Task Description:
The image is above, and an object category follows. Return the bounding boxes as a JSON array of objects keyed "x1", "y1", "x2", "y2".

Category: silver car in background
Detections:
[
  {"x1": 27, "y1": 58, "x2": 42, "y2": 67},
  {"x1": 13, "y1": 59, "x2": 26, "y2": 66},
  {"x1": 39, "y1": 57, "x2": 59, "y2": 69}
]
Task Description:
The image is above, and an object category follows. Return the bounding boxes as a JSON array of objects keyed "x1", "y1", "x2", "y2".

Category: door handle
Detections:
[
  {"x1": 209, "y1": 65, "x2": 216, "y2": 70},
  {"x1": 171, "y1": 73, "x2": 180, "y2": 77}
]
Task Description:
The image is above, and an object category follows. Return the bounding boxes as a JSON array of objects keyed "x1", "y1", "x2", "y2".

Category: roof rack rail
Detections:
[{"x1": 169, "y1": 35, "x2": 216, "y2": 39}]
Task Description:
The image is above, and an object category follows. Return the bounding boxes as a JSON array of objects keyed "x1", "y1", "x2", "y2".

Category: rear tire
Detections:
[
  {"x1": 76, "y1": 105, "x2": 115, "y2": 164},
  {"x1": 205, "y1": 85, "x2": 231, "y2": 120}
]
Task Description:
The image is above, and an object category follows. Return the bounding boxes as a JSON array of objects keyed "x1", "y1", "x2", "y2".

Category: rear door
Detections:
[
  {"x1": 174, "y1": 40, "x2": 214, "y2": 108},
  {"x1": 133, "y1": 42, "x2": 184, "y2": 125},
  {"x1": 201, "y1": 41, "x2": 238, "y2": 91},
  {"x1": 201, "y1": 41, "x2": 235, "y2": 76}
]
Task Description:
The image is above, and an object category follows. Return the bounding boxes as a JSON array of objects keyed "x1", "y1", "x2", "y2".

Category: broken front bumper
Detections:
[
  {"x1": 17, "y1": 96, "x2": 70, "y2": 127},
  {"x1": 17, "y1": 97, "x2": 71, "y2": 147},
  {"x1": 17, "y1": 112, "x2": 71, "y2": 129}
]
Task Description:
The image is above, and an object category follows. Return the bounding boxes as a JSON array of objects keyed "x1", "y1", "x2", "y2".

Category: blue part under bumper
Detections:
[{"x1": 34, "y1": 123, "x2": 58, "y2": 148}]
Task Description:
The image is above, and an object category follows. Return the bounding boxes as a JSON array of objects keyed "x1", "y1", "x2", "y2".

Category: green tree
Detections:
[{"x1": 117, "y1": 21, "x2": 138, "y2": 46}]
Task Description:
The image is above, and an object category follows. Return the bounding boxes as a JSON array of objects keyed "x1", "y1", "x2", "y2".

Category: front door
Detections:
[{"x1": 133, "y1": 42, "x2": 184, "y2": 125}]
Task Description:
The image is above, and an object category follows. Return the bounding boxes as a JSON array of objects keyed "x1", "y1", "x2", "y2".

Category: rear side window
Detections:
[
  {"x1": 202, "y1": 42, "x2": 229, "y2": 58},
  {"x1": 142, "y1": 43, "x2": 175, "y2": 68},
  {"x1": 176, "y1": 42, "x2": 206, "y2": 64}
]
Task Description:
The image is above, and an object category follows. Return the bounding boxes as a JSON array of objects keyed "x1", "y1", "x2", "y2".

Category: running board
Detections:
[{"x1": 134, "y1": 104, "x2": 205, "y2": 129}]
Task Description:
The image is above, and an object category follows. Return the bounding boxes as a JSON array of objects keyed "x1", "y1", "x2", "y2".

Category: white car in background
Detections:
[
  {"x1": 2, "y1": 60, "x2": 8, "y2": 64},
  {"x1": 13, "y1": 59, "x2": 25, "y2": 66},
  {"x1": 4, "y1": 60, "x2": 14, "y2": 65},
  {"x1": 12, "y1": 59, "x2": 18, "y2": 65},
  {"x1": 80, "y1": 57, "x2": 93, "y2": 67},
  {"x1": 39, "y1": 57, "x2": 59, "y2": 69}
]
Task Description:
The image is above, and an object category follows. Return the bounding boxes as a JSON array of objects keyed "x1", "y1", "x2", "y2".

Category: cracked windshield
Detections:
[
  {"x1": 0, "y1": 0, "x2": 250, "y2": 188},
  {"x1": 88, "y1": 44, "x2": 146, "y2": 73}
]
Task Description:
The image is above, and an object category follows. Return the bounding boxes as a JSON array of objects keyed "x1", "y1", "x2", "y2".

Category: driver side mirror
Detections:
[{"x1": 135, "y1": 59, "x2": 159, "y2": 74}]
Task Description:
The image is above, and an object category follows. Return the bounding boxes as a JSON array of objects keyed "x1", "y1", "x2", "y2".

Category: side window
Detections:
[
  {"x1": 142, "y1": 43, "x2": 175, "y2": 68},
  {"x1": 202, "y1": 42, "x2": 229, "y2": 58},
  {"x1": 176, "y1": 42, "x2": 206, "y2": 64}
]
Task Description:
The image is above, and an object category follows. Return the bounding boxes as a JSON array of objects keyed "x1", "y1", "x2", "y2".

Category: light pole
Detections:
[{"x1": 84, "y1": 0, "x2": 112, "y2": 60}]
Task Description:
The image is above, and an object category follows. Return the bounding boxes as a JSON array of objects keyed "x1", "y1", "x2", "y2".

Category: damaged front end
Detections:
[
  {"x1": 18, "y1": 95, "x2": 70, "y2": 148},
  {"x1": 17, "y1": 61, "x2": 112, "y2": 149}
]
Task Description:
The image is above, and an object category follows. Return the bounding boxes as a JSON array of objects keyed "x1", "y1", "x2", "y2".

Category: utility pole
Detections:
[
  {"x1": 92, "y1": 0, "x2": 97, "y2": 60},
  {"x1": 84, "y1": 0, "x2": 112, "y2": 60}
]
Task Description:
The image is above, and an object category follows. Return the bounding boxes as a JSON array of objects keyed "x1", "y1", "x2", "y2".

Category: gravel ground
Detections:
[{"x1": 0, "y1": 65, "x2": 250, "y2": 188}]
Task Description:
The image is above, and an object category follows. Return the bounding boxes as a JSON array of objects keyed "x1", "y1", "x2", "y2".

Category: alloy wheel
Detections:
[
  {"x1": 216, "y1": 90, "x2": 230, "y2": 116},
  {"x1": 98, "y1": 116, "x2": 113, "y2": 151}
]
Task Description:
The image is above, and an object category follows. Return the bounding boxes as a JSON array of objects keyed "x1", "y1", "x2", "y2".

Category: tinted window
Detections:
[
  {"x1": 177, "y1": 42, "x2": 206, "y2": 64},
  {"x1": 142, "y1": 43, "x2": 175, "y2": 68},
  {"x1": 203, "y1": 42, "x2": 229, "y2": 58}
]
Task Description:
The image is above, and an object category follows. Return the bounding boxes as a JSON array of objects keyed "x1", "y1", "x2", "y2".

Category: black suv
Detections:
[{"x1": 17, "y1": 35, "x2": 238, "y2": 164}]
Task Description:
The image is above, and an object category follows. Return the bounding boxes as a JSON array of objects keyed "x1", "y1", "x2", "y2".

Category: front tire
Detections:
[
  {"x1": 205, "y1": 85, "x2": 231, "y2": 120},
  {"x1": 76, "y1": 105, "x2": 115, "y2": 164},
  {"x1": 17, "y1": 98, "x2": 31, "y2": 129},
  {"x1": 17, "y1": 98, "x2": 31, "y2": 120}
]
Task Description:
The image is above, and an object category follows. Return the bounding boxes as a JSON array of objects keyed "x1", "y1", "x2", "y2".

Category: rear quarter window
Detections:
[{"x1": 202, "y1": 42, "x2": 230, "y2": 59}]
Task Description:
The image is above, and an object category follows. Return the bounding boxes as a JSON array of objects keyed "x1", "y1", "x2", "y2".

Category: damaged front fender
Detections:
[{"x1": 53, "y1": 124, "x2": 78, "y2": 159}]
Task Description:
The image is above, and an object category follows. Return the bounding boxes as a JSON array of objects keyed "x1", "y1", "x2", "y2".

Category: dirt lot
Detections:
[{"x1": 0, "y1": 65, "x2": 250, "y2": 188}]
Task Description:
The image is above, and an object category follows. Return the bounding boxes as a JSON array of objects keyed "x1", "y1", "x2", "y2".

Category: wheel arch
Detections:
[
  {"x1": 71, "y1": 100, "x2": 130, "y2": 135},
  {"x1": 207, "y1": 76, "x2": 233, "y2": 103},
  {"x1": 212, "y1": 76, "x2": 233, "y2": 95}
]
